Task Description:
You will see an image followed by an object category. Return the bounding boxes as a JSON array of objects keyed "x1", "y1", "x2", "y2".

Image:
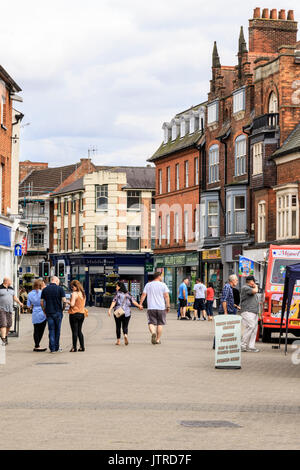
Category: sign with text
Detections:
[
  {"x1": 214, "y1": 315, "x2": 241, "y2": 369},
  {"x1": 238, "y1": 256, "x2": 254, "y2": 277}
]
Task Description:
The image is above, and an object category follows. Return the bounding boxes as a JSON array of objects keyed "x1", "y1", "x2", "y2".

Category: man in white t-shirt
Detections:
[
  {"x1": 139, "y1": 272, "x2": 170, "y2": 345},
  {"x1": 193, "y1": 279, "x2": 207, "y2": 321}
]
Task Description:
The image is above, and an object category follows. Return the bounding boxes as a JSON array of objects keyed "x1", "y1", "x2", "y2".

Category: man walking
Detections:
[
  {"x1": 0, "y1": 277, "x2": 23, "y2": 345},
  {"x1": 193, "y1": 278, "x2": 207, "y2": 321},
  {"x1": 139, "y1": 272, "x2": 170, "y2": 345},
  {"x1": 240, "y1": 275, "x2": 260, "y2": 353},
  {"x1": 178, "y1": 278, "x2": 189, "y2": 320},
  {"x1": 41, "y1": 276, "x2": 66, "y2": 353}
]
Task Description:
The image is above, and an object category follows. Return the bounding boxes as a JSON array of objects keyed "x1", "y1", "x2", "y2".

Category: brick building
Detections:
[
  {"x1": 50, "y1": 166, "x2": 155, "y2": 304},
  {"x1": 148, "y1": 104, "x2": 205, "y2": 304},
  {"x1": 151, "y1": 6, "x2": 300, "y2": 301},
  {"x1": 0, "y1": 65, "x2": 26, "y2": 286},
  {"x1": 18, "y1": 158, "x2": 96, "y2": 276}
]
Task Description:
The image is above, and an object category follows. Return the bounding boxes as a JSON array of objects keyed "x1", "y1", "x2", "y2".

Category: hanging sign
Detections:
[{"x1": 238, "y1": 256, "x2": 254, "y2": 277}]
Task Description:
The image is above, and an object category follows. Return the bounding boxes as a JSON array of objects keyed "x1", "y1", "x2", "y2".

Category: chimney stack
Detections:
[
  {"x1": 278, "y1": 9, "x2": 286, "y2": 20},
  {"x1": 287, "y1": 10, "x2": 294, "y2": 21},
  {"x1": 253, "y1": 7, "x2": 261, "y2": 19},
  {"x1": 262, "y1": 8, "x2": 269, "y2": 19},
  {"x1": 270, "y1": 9, "x2": 277, "y2": 20}
]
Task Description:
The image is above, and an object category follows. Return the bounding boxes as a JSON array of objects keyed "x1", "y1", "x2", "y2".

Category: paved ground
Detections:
[{"x1": 1, "y1": 307, "x2": 300, "y2": 450}]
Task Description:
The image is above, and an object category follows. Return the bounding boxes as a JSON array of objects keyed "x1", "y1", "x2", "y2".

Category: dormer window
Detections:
[
  {"x1": 180, "y1": 116, "x2": 189, "y2": 138},
  {"x1": 162, "y1": 123, "x2": 171, "y2": 144},
  {"x1": 189, "y1": 112, "x2": 199, "y2": 134},
  {"x1": 233, "y1": 88, "x2": 245, "y2": 114},
  {"x1": 171, "y1": 119, "x2": 180, "y2": 141},
  {"x1": 207, "y1": 100, "x2": 219, "y2": 125}
]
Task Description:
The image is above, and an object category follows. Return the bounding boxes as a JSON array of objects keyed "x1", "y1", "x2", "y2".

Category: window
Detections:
[
  {"x1": 269, "y1": 91, "x2": 278, "y2": 114},
  {"x1": 208, "y1": 201, "x2": 219, "y2": 237},
  {"x1": 57, "y1": 229, "x2": 61, "y2": 252},
  {"x1": 235, "y1": 135, "x2": 247, "y2": 176},
  {"x1": 64, "y1": 198, "x2": 68, "y2": 215},
  {"x1": 253, "y1": 142, "x2": 263, "y2": 175},
  {"x1": 258, "y1": 201, "x2": 266, "y2": 243},
  {"x1": 172, "y1": 121, "x2": 179, "y2": 140},
  {"x1": 209, "y1": 145, "x2": 219, "y2": 183},
  {"x1": 57, "y1": 198, "x2": 61, "y2": 215},
  {"x1": 79, "y1": 193, "x2": 84, "y2": 212},
  {"x1": 175, "y1": 164, "x2": 180, "y2": 190},
  {"x1": 185, "y1": 161, "x2": 189, "y2": 188},
  {"x1": 127, "y1": 190, "x2": 140, "y2": 211},
  {"x1": 234, "y1": 195, "x2": 246, "y2": 233},
  {"x1": 233, "y1": 88, "x2": 245, "y2": 114},
  {"x1": 72, "y1": 227, "x2": 76, "y2": 251},
  {"x1": 226, "y1": 195, "x2": 232, "y2": 235},
  {"x1": 31, "y1": 231, "x2": 44, "y2": 247},
  {"x1": 72, "y1": 197, "x2": 76, "y2": 213},
  {"x1": 174, "y1": 213, "x2": 179, "y2": 243},
  {"x1": 158, "y1": 170, "x2": 162, "y2": 194},
  {"x1": 151, "y1": 193, "x2": 155, "y2": 211},
  {"x1": 96, "y1": 185, "x2": 108, "y2": 211},
  {"x1": 151, "y1": 226, "x2": 156, "y2": 250},
  {"x1": 276, "y1": 187, "x2": 299, "y2": 240},
  {"x1": 163, "y1": 124, "x2": 170, "y2": 144},
  {"x1": 64, "y1": 228, "x2": 68, "y2": 250},
  {"x1": 166, "y1": 167, "x2": 171, "y2": 193},
  {"x1": 207, "y1": 101, "x2": 218, "y2": 124},
  {"x1": 184, "y1": 211, "x2": 189, "y2": 242},
  {"x1": 180, "y1": 119, "x2": 186, "y2": 138},
  {"x1": 39, "y1": 202, "x2": 45, "y2": 215},
  {"x1": 194, "y1": 157, "x2": 199, "y2": 186},
  {"x1": 1, "y1": 95, "x2": 6, "y2": 127},
  {"x1": 166, "y1": 214, "x2": 170, "y2": 244},
  {"x1": 127, "y1": 226, "x2": 140, "y2": 251},
  {"x1": 194, "y1": 208, "x2": 199, "y2": 241},
  {"x1": 96, "y1": 225, "x2": 108, "y2": 250},
  {"x1": 79, "y1": 227, "x2": 84, "y2": 250}
]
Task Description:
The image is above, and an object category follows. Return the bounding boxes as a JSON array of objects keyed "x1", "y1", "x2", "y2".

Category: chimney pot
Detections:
[
  {"x1": 253, "y1": 7, "x2": 261, "y2": 18},
  {"x1": 270, "y1": 9, "x2": 277, "y2": 19},
  {"x1": 287, "y1": 10, "x2": 294, "y2": 21},
  {"x1": 262, "y1": 8, "x2": 269, "y2": 19},
  {"x1": 278, "y1": 9, "x2": 286, "y2": 20}
]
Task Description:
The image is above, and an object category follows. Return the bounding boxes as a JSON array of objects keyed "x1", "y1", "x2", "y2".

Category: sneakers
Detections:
[
  {"x1": 1, "y1": 337, "x2": 6, "y2": 346},
  {"x1": 151, "y1": 333, "x2": 157, "y2": 344},
  {"x1": 247, "y1": 348, "x2": 260, "y2": 353},
  {"x1": 241, "y1": 347, "x2": 247, "y2": 352}
]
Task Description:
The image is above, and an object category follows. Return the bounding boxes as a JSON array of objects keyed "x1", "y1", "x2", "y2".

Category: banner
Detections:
[
  {"x1": 238, "y1": 256, "x2": 254, "y2": 277},
  {"x1": 214, "y1": 315, "x2": 242, "y2": 369}
]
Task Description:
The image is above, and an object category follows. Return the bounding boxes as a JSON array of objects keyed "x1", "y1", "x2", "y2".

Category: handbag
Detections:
[{"x1": 114, "y1": 294, "x2": 127, "y2": 318}]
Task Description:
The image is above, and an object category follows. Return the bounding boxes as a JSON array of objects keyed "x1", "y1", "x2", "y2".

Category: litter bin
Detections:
[{"x1": 8, "y1": 306, "x2": 20, "y2": 338}]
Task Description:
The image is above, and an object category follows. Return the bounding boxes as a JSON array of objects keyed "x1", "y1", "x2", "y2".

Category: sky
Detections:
[{"x1": 2, "y1": 0, "x2": 299, "y2": 167}]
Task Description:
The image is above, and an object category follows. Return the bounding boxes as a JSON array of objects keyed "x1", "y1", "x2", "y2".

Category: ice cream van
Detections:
[{"x1": 261, "y1": 245, "x2": 300, "y2": 342}]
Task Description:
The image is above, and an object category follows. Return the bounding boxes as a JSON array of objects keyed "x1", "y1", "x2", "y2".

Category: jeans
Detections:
[
  {"x1": 206, "y1": 301, "x2": 214, "y2": 317},
  {"x1": 69, "y1": 313, "x2": 85, "y2": 350},
  {"x1": 33, "y1": 320, "x2": 47, "y2": 348},
  {"x1": 47, "y1": 312, "x2": 63, "y2": 352}
]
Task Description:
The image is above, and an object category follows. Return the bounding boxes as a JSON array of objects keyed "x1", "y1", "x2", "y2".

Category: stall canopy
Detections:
[{"x1": 279, "y1": 263, "x2": 300, "y2": 354}]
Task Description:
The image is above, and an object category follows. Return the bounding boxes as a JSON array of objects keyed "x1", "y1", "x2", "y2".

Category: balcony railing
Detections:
[{"x1": 252, "y1": 113, "x2": 279, "y2": 132}]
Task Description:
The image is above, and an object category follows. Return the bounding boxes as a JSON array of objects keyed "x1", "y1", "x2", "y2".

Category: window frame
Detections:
[
  {"x1": 95, "y1": 184, "x2": 108, "y2": 211},
  {"x1": 207, "y1": 100, "x2": 219, "y2": 125},
  {"x1": 276, "y1": 187, "x2": 299, "y2": 240},
  {"x1": 127, "y1": 190, "x2": 141, "y2": 211},
  {"x1": 126, "y1": 225, "x2": 141, "y2": 251},
  {"x1": 233, "y1": 88, "x2": 246, "y2": 114},
  {"x1": 235, "y1": 135, "x2": 247, "y2": 177},
  {"x1": 95, "y1": 225, "x2": 108, "y2": 250},
  {"x1": 209, "y1": 145, "x2": 219, "y2": 184},
  {"x1": 257, "y1": 200, "x2": 266, "y2": 243},
  {"x1": 253, "y1": 142, "x2": 263, "y2": 176}
]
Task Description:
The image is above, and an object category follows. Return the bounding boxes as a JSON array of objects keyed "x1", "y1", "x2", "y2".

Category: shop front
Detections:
[
  {"x1": 200, "y1": 248, "x2": 223, "y2": 302},
  {"x1": 154, "y1": 252, "x2": 199, "y2": 306}
]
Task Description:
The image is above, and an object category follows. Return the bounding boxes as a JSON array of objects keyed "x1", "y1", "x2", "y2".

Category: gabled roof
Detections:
[
  {"x1": 53, "y1": 177, "x2": 84, "y2": 196},
  {"x1": 272, "y1": 123, "x2": 300, "y2": 159},
  {"x1": 19, "y1": 163, "x2": 80, "y2": 197},
  {"x1": 0, "y1": 65, "x2": 22, "y2": 92}
]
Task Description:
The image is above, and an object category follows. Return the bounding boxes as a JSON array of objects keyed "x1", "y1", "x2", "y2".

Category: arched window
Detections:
[
  {"x1": 209, "y1": 144, "x2": 219, "y2": 183},
  {"x1": 235, "y1": 135, "x2": 247, "y2": 176},
  {"x1": 257, "y1": 201, "x2": 266, "y2": 243},
  {"x1": 268, "y1": 92, "x2": 278, "y2": 114}
]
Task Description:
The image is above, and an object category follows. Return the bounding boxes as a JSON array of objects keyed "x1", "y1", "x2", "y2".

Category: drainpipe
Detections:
[{"x1": 243, "y1": 127, "x2": 252, "y2": 238}]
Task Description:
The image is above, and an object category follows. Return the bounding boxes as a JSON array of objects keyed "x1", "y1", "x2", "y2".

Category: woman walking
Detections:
[
  {"x1": 206, "y1": 282, "x2": 215, "y2": 321},
  {"x1": 108, "y1": 281, "x2": 141, "y2": 345},
  {"x1": 27, "y1": 279, "x2": 47, "y2": 351},
  {"x1": 68, "y1": 280, "x2": 87, "y2": 352}
]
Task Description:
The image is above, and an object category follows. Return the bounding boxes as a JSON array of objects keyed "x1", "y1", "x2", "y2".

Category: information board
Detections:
[{"x1": 214, "y1": 315, "x2": 242, "y2": 369}]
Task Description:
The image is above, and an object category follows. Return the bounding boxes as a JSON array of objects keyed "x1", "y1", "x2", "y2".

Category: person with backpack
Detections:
[{"x1": 108, "y1": 281, "x2": 142, "y2": 346}]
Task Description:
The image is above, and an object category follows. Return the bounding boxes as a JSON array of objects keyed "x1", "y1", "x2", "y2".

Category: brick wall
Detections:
[
  {"x1": 19, "y1": 161, "x2": 48, "y2": 183},
  {"x1": 0, "y1": 86, "x2": 13, "y2": 215}
]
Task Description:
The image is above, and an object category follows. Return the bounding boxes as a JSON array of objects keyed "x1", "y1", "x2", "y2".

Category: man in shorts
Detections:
[
  {"x1": 178, "y1": 278, "x2": 189, "y2": 319},
  {"x1": 193, "y1": 278, "x2": 207, "y2": 321},
  {"x1": 0, "y1": 277, "x2": 23, "y2": 345},
  {"x1": 139, "y1": 272, "x2": 170, "y2": 345}
]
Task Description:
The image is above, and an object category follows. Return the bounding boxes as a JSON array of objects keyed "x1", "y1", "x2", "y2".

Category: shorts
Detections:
[
  {"x1": 0, "y1": 309, "x2": 12, "y2": 329},
  {"x1": 147, "y1": 309, "x2": 167, "y2": 326},
  {"x1": 179, "y1": 298, "x2": 187, "y2": 308},
  {"x1": 194, "y1": 298, "x2": 206, "y2": 311}
]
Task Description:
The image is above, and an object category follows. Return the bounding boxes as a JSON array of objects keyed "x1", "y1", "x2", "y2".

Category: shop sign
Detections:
[
  {"x1": 214, "y1": 315, "x2": 241, "y2": 369},
  {"x1": 86, "y1": 258, "x2": 114, "y2": 266},
  {"x1": 238, "y1": 256, "x2": 254, "y2": 277},
  {"x1": 186, "y1": 253, "x2": 198, "y2": 266},
  {"x1": 145, "y1": 263, "x2": 154, "y2": 272},
  {"x1": 155, "y1": 256, "x2": 164, "y2": 267},
  {"x1": 202, "y1": 249, "x2": 221, "y2": 260}
]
